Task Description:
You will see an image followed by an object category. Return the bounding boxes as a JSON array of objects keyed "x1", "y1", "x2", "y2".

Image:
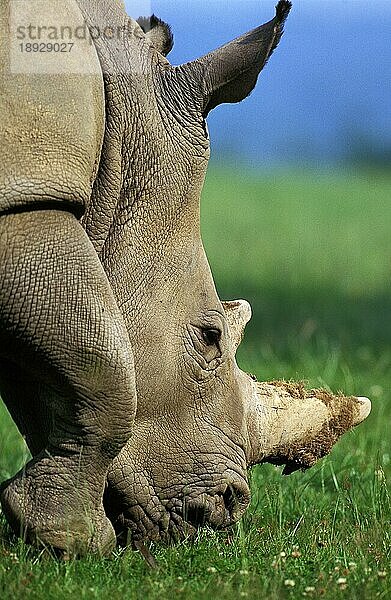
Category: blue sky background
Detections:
[{"x1": 125, "y1": 1, "x2": 391, "y2": 167}]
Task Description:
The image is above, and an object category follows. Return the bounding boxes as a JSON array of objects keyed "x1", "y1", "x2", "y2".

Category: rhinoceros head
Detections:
[
  {"x1": 104, "y1": 300, "x2": 370, "y2": 544},
  {"x1": 81, "y1": 1, "x2": 370, "y2": 544}
]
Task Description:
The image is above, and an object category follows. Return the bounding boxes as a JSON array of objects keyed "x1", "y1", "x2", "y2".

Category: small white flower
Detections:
[
  {"x1": 9, "y1": 552, "x2": 19, "y2": 564},
  {"x1": 284, "y1": 579, "x2": 295, "y2": 587},
  {"x1": 377, "y1": 571, "x2": 387, "y2": 578}
]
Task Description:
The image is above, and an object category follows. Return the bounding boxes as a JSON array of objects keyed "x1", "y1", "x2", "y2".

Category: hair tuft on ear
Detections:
[
  {"x1": 137, "y1": 14, "x2": 174, "y2": 56},
  {"x1": 276, "y1": 0, "x2": 293, "y2": 23},
  {"x1": 270, "y1": 1, "x2": 292, "y2": 56}
]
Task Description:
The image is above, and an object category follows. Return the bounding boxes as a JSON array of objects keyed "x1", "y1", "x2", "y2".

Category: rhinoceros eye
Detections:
[{"x1": 202, "y1": 327, "x2": 221, "y2": 346}]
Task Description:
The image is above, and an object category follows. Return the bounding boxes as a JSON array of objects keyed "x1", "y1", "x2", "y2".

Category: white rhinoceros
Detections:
[{"x1": 0, "y1": 0, "x2": 370, "y2": 555}]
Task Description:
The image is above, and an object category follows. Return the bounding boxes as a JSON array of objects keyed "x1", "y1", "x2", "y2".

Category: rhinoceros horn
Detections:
[
  {"x1": 246, "y1": 380, "x2": 371, "y2": 474},
  {"x1": 222, "y1": 299, "x2": 371, "y2": 474},
  {"x1": 223, "y1": 300, "x2": 252, "y2": 350}
]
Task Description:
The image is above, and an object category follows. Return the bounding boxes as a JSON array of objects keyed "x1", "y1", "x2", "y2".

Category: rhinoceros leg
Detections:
[{"x1": 0, "y1": 210, "x2": 136, "y2": 555}]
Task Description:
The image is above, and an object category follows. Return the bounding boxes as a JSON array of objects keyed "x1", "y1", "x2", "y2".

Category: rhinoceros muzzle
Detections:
[
  {"x1": 183, "y1": 481, "x2": 251, "y2": 529},
  {"x1": 113, "y1": 479, "x2": 251, "y2": 544}
]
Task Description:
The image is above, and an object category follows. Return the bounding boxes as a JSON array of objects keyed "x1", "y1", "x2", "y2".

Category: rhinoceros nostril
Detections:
[
  {"x1": 184, "y1": 500, "x2": 208, "y2": 527},
  {"x1": 222, "y1": 485, "x2": 236, "y2": 514},
  {"x1": 222, "y1": 483, "x2": 250, "y2": 522}
]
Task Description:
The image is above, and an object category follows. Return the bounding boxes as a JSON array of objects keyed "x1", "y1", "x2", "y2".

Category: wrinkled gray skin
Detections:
[{"x1": 0, "y1": 0, "x2": 371, "y2": 554}]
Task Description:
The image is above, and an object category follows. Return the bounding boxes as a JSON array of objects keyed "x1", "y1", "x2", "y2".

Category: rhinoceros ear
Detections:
[{"x1": 181, "y1": 0, "x2": 291, "y2": 116}]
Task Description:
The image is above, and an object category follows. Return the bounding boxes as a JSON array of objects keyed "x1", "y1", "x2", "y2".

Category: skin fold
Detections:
[{"x1": 0, "y1": 0, "x2": 371, "y2": 554}]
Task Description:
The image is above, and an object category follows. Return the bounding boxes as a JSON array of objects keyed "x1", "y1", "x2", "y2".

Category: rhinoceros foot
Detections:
[{"x1": 0, "y1": 456, "x2": 116, "y2": 557}]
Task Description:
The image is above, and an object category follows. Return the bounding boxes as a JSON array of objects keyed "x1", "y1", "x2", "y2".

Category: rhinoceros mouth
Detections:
[
  {"x1": 110, "y1": 479, "x2": 251, "y2": 545},
  {"x1": 113, "y1": 507, "x2": 197, "y2": 546},
  {"x1": 183, "y1": 483, "x2": 250, "y2": 529}
]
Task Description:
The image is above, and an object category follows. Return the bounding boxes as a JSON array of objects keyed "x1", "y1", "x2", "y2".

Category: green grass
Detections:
[{"x1": 1, "y1": 166, "x2": 391, "y2": 598}]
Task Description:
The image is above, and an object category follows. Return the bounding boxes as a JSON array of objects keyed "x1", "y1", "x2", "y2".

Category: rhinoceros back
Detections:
[{"x1": 0, "y1": 0, "x2": 104, "y2": 217}]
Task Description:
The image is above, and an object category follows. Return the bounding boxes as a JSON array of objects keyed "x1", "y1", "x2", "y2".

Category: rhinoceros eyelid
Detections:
[{"x1": 201, "y1": 327, "x2": 221, "y2": 346}]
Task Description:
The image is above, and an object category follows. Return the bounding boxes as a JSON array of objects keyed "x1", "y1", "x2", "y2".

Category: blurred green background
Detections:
[
  {"x1": 202, "y1": 167, "x2": 391, "y2": 383},
  {"x1": 1, "y1": 167, "x2": 390, "y2": 599}
]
